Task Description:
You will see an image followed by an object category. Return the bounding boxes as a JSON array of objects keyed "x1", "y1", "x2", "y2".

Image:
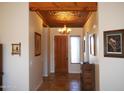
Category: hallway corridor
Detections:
[{"x1": 38, "y1": 74, "x2": 81, "y2": 91}]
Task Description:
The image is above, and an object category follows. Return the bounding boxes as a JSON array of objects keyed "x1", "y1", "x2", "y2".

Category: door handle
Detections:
[{"x1": 66, "y1": 57, "x2": 68, "y2": 60}]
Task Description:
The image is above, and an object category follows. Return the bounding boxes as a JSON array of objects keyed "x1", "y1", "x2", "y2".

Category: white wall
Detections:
[
  {"x1": 0, "y1": 3, "x2": 29, "y2": 90},
  {"x1": 50, "y1": 28, "x2": 83, "y2": 73},
  {"x1": 29, "y1": 12, "x2": 44, "y2": 90},
  {"x1": 83, "y1": 12, "x2": 98, "y2": 64},
  {"x1": 42, "y1": 28, "x2": 49, "y2": 77},
  {"x1": 98, "y1": 3, "x2": 124, "y2": 91},
  {"x1": 83, "y1": 12, "x2": 99, "y2": 90}
]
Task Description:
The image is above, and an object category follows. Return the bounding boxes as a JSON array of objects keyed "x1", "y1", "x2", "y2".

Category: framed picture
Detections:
[
  {"x1": 12, "y1": 43, "x2": 21, "y2": 56},
  {"x1": 35, "y1": 32, "x2": 41, "y2": 56},
  {"x1": 104, "y1": 29, "x2": 124, "y2": 58},
  {"x1": 83, "y1": 39, "x2": 85, "y2": 52},
  {"x1": 90, "y1": 34, "x2": 96, "y2": 56}
]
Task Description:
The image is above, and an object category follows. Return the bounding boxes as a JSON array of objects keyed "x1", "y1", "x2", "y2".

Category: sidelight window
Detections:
[{"x1": 70, "y1": 36, "x2": 80, "y2": 63}]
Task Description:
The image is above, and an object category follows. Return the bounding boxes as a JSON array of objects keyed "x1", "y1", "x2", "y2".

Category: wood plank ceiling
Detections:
[{"x1": 29, "y1": 2, "x2": 97, "y2": 27}]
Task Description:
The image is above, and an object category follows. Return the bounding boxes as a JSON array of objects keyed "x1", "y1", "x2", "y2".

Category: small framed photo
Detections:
[
  {"x1": 12, "y1": 43, "x2": 21, "y2": 56},
  {"x1": 90, "y1": 34, "x2": 96, "y2": 56},
  {"x1": 104, "y1": 29, "x2": 124, "y2": 58},
  {"x1": 35, "y1": 32, "x2": 41, "y2": 56}
]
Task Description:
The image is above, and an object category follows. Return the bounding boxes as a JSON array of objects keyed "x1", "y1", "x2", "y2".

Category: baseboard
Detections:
[
  {"x1": 35, "y1": 79, "x2": 43, "y2": 91},
  {"x1": 43, "y1": 73, "x2": 48, "y2": 77}
]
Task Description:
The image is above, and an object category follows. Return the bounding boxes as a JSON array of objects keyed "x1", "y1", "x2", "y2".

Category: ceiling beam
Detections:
[
  {"x1": 52, "y1": 2, "x2": 60, "y2": 8},
  {"x1": 74, "y1": 2, "x2": 77, "y2": 7},
  {"x1": 30, "y1": 7, "x2": 97, "y2": 11}
]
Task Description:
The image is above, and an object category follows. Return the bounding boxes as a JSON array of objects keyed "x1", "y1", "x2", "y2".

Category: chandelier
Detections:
[{"x1": 58, "y1": 25, "x2": 71, "y2": 35}]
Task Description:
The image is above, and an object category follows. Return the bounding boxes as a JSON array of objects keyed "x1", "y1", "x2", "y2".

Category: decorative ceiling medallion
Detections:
[
  {"x1": 49, "y1": 11, "x2": 84, "y2": 17},
  {"x1": 54, "y1": 11, "x2": 74, "y2": 16},
  {"x1": 55, "y1": 11, "x2": 75, "y2": 21},
  {"x1": 49, "y1": 11, "x2": 84, "y2": 21}
]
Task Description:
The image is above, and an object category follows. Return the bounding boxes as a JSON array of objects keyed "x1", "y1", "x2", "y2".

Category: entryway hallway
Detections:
[
  {"x1": 38, "y1": 74, "x2": 80, "y2": 91},
  {"x1": 1, "y1": 2, "x2": 124, "y2": 91}
]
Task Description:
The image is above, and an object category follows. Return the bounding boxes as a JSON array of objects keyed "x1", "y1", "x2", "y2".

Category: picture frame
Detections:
[
  {"x1": 104, "y1": 29, "x2": 124, "y2": 58},
  {"x1": 35, "y1": 32, "x2": 41, "y2": 56},
  {"x1": 90, "y1": 34, "x2": 96, "y2": 56},
  {"x1": 83, "y1": 39, "x2": 85, "y2": 52},
  {"x1": 12, "y1": 43, "x2": 21, "y2": 56}
]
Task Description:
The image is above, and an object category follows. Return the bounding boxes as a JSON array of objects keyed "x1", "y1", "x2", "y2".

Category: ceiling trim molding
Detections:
[
  {"x1": 36, "y1": 11, "x2": 49, "y2": 27},
  {"x1": 83, "y1": 12, "x2": 92, "y2": 26}
]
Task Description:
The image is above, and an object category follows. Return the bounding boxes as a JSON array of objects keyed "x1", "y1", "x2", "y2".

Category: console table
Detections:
[{"x1": 80, "y1": 64, "x2": 95, "y2": 91}]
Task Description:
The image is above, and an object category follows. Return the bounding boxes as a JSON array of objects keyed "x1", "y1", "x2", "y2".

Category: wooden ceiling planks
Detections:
[
  {"x1": 30, "y1": 2, "x2": 97, "y2": 11},
  {"x1": 29, "y1": 2, "x2": 97, "y2": 27},
  {"x1": 38, "y1": 11, "x2": 90, "y2": 27}
]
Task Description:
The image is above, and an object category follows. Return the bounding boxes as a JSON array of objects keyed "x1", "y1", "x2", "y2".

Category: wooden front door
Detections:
[
  {"x1": 0, "y1": 44, "x2": 3, "y2": 91},
  {"x1": 54, "y1": 36, "x2": 68, "y2": 74}
]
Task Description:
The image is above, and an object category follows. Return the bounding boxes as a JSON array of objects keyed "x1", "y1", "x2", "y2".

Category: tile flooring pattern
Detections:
[{"x1": 38, "y1": 73, "x2": 81, "y2": 91}]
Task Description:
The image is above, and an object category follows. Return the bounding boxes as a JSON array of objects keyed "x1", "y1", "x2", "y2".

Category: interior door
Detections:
[
  {"x1": 0, "y1": 44, "x2": 3, "y2": 91},
  {"x1": 54, "y1": 36, "x2": 68, "y2": 74}
]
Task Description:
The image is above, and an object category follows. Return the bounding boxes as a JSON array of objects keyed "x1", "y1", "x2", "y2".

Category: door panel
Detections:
[
  {"x1": 0, "y1": 44, "x2": 3, "y2": 91},
  {"x1": 54, "y1": 36, "x2": 68, "y2": 74}
]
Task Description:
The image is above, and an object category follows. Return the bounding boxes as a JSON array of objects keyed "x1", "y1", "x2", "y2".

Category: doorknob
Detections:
[{"x1": 66, "y1": 57, "x2": 68, "y2": 60}]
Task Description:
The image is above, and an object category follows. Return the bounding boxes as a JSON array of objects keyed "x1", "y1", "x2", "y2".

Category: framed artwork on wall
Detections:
[
  {"x1": 83, "y1": 39, "x2": 85, "y2": 52},
  {"x1": 11, "y1": 43, "x2": 21, "y2": 56},
  {"x1": 104, "y1": 29, "x2": 124, "y2": 58},
  {"x1": 90, "y1": 34, "x2": 96, "y2": 56},
  {"x1": 35, "y1": 32, "x2": 41, "y2": 56}
]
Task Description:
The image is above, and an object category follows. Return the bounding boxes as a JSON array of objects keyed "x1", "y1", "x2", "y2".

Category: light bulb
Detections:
[
  {"x1": 58, "y1": 29, "x2": 61, "y2": 32},
  {"x1": 58, "y1": 25, "x2": 71, "y2": 34},
  {"x1": 67, "y1": 28, "x2": 71, "y2": 32}
]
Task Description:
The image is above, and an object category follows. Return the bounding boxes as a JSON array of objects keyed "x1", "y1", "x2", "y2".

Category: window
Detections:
[{"x1": 70, "y1": 36, "x2": 80, "y2": 63}]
